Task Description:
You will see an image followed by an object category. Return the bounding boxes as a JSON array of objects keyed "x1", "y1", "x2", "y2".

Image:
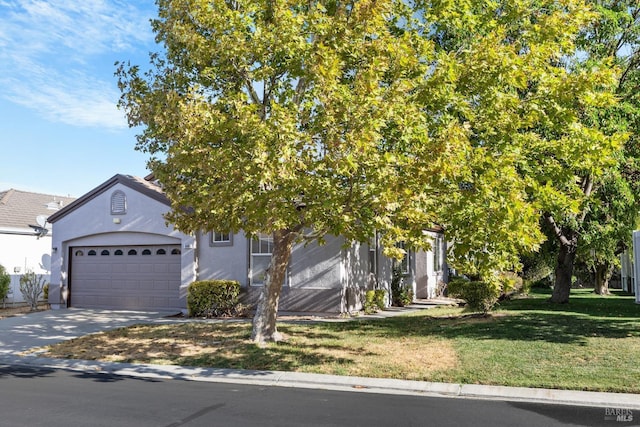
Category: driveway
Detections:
[{"x1": 0, "y1": 308, "x2": 176, "y2": 355}]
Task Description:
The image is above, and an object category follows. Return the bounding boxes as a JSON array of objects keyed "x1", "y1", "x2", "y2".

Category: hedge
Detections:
[{"x1": 187, "y1": 280, "x2": 241, "y2": 318}]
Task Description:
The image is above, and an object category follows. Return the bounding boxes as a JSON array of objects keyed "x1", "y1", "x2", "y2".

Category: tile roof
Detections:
[{"x1": 0, "y1": 189, "x2": 76, "y2": 231}]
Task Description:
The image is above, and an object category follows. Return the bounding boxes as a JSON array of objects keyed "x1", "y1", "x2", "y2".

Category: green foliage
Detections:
[
  {"x1": 421, "y1": 0, "x2": 624, "y2": 278},
  {"x1": 374, "y1": 290, "x2": 387, "y2": 310},
  {"x1": 391, "y1": 266, "x2": 413, "y2": 307},
  {"x1": 528, "y1": 277, "x2": 554, "y2": 289},
  {"x1": 364, "y1": 289, "x2": 386, "y2": 314},
  {"x1": 496, "y1": 271, "x2": 525, "y2": 297},
  {"x1": 19, "y1": 270, "x2": 47, "y2": 311},
  {"x1": 43, "y1": 283, "x2": 49, "y2": 301},
  {"x1": 116, "y1": 0, "x2": 625, "y2": 328},
  {"x1": 0, "y1": 265, "x2": 10, "y2": 301},
  {"x1": 187, "y1": 280, "x2": 242, "y2": 318},
  {"x1": 447, "y1": 278, "x2": 501, "y2": 313},
  {"x1": 364, "y1": 290, "x2": 378, "y2": 315}
]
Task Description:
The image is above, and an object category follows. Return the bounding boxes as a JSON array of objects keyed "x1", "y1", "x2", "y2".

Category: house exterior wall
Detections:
[
  {"x1": 49, "y1": 182, "x2": 195, "y2": 309},
  {"x1": 47, "y1": 175, "x2": 448, "y2": 313},
  {"x1": 631, "y1": 231, "x2": 640, "y2": 303},
  {"x1": 227, "y1": 235, "x2": 355, "y2": 313},
  {"x1": 0, "y1": 232, "x2": 52, "y2": 305},
  {"x1": 373, "y1": 231, "x2": 447, "y2": 303},
  {"x1": 414, "y1": 232, "x2": 448, "y2": 299},
  {"x1": 197, "y1": 231, "x2": 249, "y2": 285}
]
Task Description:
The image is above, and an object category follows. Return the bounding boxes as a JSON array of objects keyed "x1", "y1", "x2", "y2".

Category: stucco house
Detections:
[
  {"x1": 47, "y1": 174, "x2": 447, "y2": 313},
  {"x1": 0, "y1": 189, "x2": 75, "y2": 305}
]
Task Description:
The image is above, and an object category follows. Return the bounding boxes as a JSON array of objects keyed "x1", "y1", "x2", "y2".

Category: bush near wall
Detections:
[
  {"x1": 187, "y1": 280, "x2": 242, "y2": 318},
  {"x1": 364, "y1": 289, "x2": 387, "y2": 314}
]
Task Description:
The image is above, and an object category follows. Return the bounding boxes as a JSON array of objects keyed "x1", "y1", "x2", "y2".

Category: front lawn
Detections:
[{"x1": 37, "y1": 289, "x2": 640, "y2": 393}]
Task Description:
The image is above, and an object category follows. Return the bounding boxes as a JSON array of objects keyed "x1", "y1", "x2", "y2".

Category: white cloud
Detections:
[{"x1": 0, "y1": 0, "x2": 156, "y2": 129}]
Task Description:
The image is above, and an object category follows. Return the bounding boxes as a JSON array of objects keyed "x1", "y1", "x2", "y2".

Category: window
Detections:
[
  {"x1": 433, "y1": 235, "x2": 443, "y2": 272},
  {"x1": 171, "y1": 248, "x2": 181, "y2": 255},
  {"x1": 156, "y1": 249, "x2": 166, "y2": 255},
  {"x1": 74, "y1": 250, "x2": 84, "y2": 256},
  {"x1": 101, "y1": 250, "x2": 110, "y2": 256},
  {"x1": 211, "y1": 231, "x2": 233, "y2": 246},
  {"x1": 250, "y1": 234, "x2": 274, "y2": 286},
  {"x1": 396, "y1": 242, "x2": 410, "y2": 275},
  {"x1": 110, "y1": 190, "x2": 127, "y2": 215},
  {"x1": 368, "y1": 237, "x2": 377, "y2": 276},
  {"x1": 114, "y1": 249, "x2": 124, "y2": 256},
  {"x1": 142, "y1": 249, "x2": 152, "y2": 255},
  {"x1": 128, "y1": 249, "x2": 137, "y2": 255}
]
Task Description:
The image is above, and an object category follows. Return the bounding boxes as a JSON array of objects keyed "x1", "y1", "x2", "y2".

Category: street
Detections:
[{"x1": 0, "y1": 364, "x2": 634, "y2": 427}]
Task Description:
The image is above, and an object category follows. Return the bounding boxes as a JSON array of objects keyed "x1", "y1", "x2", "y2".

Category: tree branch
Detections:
[{"x1": 544, "y1": 213, "x2": 573, "y2": 247}]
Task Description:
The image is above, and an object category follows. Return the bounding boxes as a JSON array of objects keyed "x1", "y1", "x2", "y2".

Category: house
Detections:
[
  {"x1": 0, "y1": 189, "x2": 75, "y2": 305},
  {"x1": 628, "y1": 232, "x2": 640, "y2": 303},
  {"x1": 47, "y1": 174, "x2": 447, "y2": 313}
]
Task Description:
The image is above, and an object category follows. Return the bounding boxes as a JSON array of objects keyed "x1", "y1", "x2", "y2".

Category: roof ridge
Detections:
[
  {"x1": 1, "y1": 188, "x2": 75, "y2": 199},
  {"x1": 0, "y1": 188, "x2": 15, "y2": 205}
]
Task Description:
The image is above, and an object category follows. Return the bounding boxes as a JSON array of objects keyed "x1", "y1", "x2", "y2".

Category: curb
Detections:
[{"x1": 3, "y1": 355, "x2": 639, "y2": 410}]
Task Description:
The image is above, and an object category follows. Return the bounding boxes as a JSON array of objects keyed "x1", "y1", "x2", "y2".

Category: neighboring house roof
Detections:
[
  {"x1": 0, "y1": 189, "x2": 76, "y2": 234},
  {"x1": 48, "y1": 174, "x2": 169, "y2": 223}
]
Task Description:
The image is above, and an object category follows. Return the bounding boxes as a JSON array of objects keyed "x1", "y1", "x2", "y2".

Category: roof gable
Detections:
[{"x1": 47, "y1": 174, "x2": 170, "y2": 223}]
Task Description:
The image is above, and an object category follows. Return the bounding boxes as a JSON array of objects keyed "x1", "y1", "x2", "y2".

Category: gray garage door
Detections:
[{"x1": 70, "y1": 245, "x2": 182, "y2": 311}]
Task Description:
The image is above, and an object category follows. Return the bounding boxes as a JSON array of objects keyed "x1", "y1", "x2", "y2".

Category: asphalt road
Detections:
[{"x1": 0, "y1": 365, "x2": 635, "y2": 427}]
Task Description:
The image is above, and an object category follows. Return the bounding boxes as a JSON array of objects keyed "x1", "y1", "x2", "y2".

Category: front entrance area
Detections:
[{"x1": 69, "y1": 245, "x2": 182, "y2": 311}]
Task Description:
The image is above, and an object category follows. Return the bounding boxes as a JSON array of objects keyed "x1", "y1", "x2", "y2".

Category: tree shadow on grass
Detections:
[{"x1": 310, "y1": 309, "x2": 640, "y2": 346}]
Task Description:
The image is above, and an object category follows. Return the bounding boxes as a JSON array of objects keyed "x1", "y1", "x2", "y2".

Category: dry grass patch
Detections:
[{"x1": 39, "y1": 320, "x2": 458, "y2": 380}]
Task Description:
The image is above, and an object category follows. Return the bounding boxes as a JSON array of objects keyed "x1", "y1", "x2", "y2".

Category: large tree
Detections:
[
  {"x1": 117, "y1": 0, "x2": 622, "y2": 341},
  {"x1": 534, "y1": 0, "x2": 640, "y2": 301},
  {"x1": 573, "y1": 1, "x2": 640, "y2": 296},
  {"x1": 415, "y1": 0, "x2": 624, "y2": 284},
  {"x1": 118, "y1": 0, "x2": 442, "y2": 343}
]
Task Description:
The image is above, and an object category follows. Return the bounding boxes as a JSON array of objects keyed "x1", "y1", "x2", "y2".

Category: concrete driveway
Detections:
[{"x1": 0, "y1": 308, "x2": 176, "y2": 355}]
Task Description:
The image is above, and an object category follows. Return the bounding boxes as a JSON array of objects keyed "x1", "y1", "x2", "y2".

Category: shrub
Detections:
[
  {"x1": 391, "y1": 266, "x2": 413, "y2": 307},
  {"x1": 363, "y1": 289, "x2": 386, "y2": 314},
  {"x1": 187, "y1": 280, "x2": 241, "y2": 318},
  {"x1": 374, "y1": 289, "x2": 387, "y2": 310},
  {"x1": 497, "y1": 271, "x2": 525, "y2": 300},
  {"x1": 0, "y1": 265, "x2": 10, "y2": 302},
  {"x1": 19, "y1": 270, "x2": 47, "y2": 311},
  {"x1": 364, "y1": 290, "x2": 378, "y2": 314},
  {"x1": 529, "y1": 277, "x2": 553, "y2": 289},
  {"x1": 43, "y1": 283, "x2": 49, "y2": 301},
  {"x1": 447, "y1": 278, "x2": 501, "y2": 313}
]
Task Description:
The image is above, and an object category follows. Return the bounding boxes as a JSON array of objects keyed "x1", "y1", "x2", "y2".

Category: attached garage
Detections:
[
  {"x1": 69, "y1": 244, "x2": 182, "y2": 311},
  {"x1": 47, "y1": 175, "x2": 195, "y2": 311}
]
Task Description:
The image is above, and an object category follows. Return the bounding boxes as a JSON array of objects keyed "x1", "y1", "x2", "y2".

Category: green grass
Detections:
[{"x1": 41, "y1": 288, "x2": 640, "y2": 393}]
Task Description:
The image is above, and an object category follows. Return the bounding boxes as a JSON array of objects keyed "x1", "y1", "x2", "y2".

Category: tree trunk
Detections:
[
  {"x1": 594, "y1": 262, "x2": 612, "y2": 295},
  {"x1": 251, "y1": 229, "x2": 296, "y2": 344},
  {"x1": 550, "y1": 241, "x2": 577, "y2": 303}
]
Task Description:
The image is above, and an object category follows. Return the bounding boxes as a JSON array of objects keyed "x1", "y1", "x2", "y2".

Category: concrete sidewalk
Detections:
[
  {"x1": 0, "y1": 308, "x2": 179, "y2": 355},
  {"x1": 1, "y1": 307, "x2": 639, "y2": 411}
]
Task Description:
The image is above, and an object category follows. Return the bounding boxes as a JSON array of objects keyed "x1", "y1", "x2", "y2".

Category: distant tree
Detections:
[
  {"x1": 541, "y1": 0, "x2": 640, "y2": 300},
  {"x1": 0, "y1": 265, "x2": 10, "y2": 306},
  {"x1": 418, "y1": 0, "x2": 624, "y2": 283}
]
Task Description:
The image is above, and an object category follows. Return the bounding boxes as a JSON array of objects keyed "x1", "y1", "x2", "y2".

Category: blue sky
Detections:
[{"x1": 0, "y1": 0, "x2": 160, "y2": 197}]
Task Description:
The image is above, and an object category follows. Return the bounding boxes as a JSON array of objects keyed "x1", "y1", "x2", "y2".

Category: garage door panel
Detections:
[{"x1": 71, "y1": 245, "x2": 182, "y2": 311}]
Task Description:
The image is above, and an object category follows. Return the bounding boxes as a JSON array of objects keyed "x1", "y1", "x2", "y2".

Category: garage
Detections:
[{"x1": 69, "y1": 244, "x2": 182, "y2": 311}]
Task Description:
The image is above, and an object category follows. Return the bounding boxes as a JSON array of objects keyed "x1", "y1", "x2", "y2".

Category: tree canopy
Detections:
[{"x1": 117, "y1": 0, "x2": 624, "y2": 340}]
